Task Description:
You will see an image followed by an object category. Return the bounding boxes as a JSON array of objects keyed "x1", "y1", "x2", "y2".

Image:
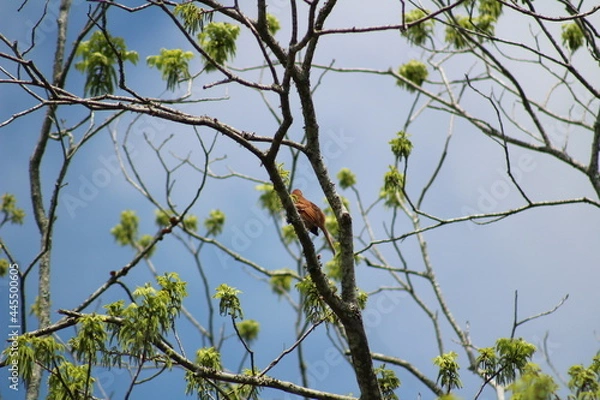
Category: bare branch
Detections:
[
  {"x1": 511, "y1": 291, "x2": 570, "y2": 339},
  {"x1": 371, "y1": 352, "x2": 444, "y2": 397}
]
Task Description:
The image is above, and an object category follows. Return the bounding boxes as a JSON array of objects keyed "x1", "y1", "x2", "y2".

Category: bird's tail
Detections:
[{"x1": 322, "y1": 227, "x2": 336, "y2": 255}]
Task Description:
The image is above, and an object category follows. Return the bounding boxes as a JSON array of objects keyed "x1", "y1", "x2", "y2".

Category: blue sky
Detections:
[{"x1": 1, "y1": 1, "x2": 599, "y2": 399}]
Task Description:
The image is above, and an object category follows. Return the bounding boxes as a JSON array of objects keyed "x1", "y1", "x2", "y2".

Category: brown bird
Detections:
[{"x1": 290, "y1": 189, "x2": 336, "y2": 255}]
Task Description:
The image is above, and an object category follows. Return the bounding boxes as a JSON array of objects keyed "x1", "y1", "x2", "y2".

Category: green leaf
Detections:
[
  {"x1": 277, "y1": 162, "x2": 291, "y2": 186},
  {"x1": 591, "y1": 355, "x2": 600, "y2": 374},
  {"x1": 68, "y1": 314, "x2": 107, "y2": 364},
  {"x1": 110, "y1": 210, "x2": 139, "y2": 246},
  {"x1": 356, "y1": 290, "x2": 369, "y2": 310},
  {"x1": 155, "y1": 209, "x2": 173, "y2": 227},
  {"x1": 198, "y1": 22, "x2": 240, "y2": 72},
  {"x1": 183, "y1": 214, "x2": 198, "y2": 231},
  {"x1": 48, "y1": 362, "x2": 94, "y2": 400},
  {"x1": 323, "y1": 197, "x2": 347, "y2": 238},
  {"x1": 75, "y1": 30, "x2": 138, "y2": 96},
  {"x1": 137, "y1": 234, "x2": 156, "y2": 258},
  {"x1": 174, "y1": 3, "x2": 213, "y2": 35},
  {"x1": 433, "y1": 351, "x2": 462, "y2": 393},
  {"x1": 156, "y1": 272, "x2": 188, "y2": 319},
  {"x1": 337, "y1": 167, "x2": 357, "y2": 189},
  {"x1": 568, "y1": 356, "x2": 600, "y2": 396},
  {"x1": 29, "y1": 296, "x2": 42, "y2": 318},
  {"x1": 509, "y1": 363, "x2": 558, "y2": 400},
  {"x1": 185, "y1": 348, "x2": 226, "y2": 397},
  {"x1": 476, "y1": 346, "x2": 498, "y2": 378},
  {"x1": 0, "y1": 259, "x2": 8, "y2": 277},
  {"x1": 270, "y1": 268, "x2": 295, "y2": 295},
  {"x1": 266, "y1": 14, "x2": 281, "y2": 35},
  {"x1": 233, "y1": 370, "x2": 263, "y2": 399},
  {"x1": 561, "y1": 22, "x2": 584, "y2": 53},
  {"x1": 374, "y1": 364, "x2": 401, "y2": 400},
  {"x1": 295, "y1": 276, "x2": 336, "y2": 323},
  {"x1": 325, "y1": 257, "x2": 342, "y2": 281},
  {"x1": 204, "y1": 209, "x2": 225, "y2": 236},
  {"x1": 473, "y1": 14, "x2": 496, "y2": 36},
  {"x1": 106, "y1": 273, "x2": 187, "y2": 360},
  {"x1": 445, "y1": 15, "x2": 496, "y2": 49},
  {"x1": 281, "y1": 224, "x2": 297, "y2": 245},
  {"x1": 402, "y1": 9, "x2": 434, "y2": 46},
  {"x1": 396, "y1": 60, "x2": 428, "y2": 92},
  {"x1": 213, "y1": 284, "x2": 243, "y2": 319},
  {"x1": 1, "y1": 193, "x2": 25, "y2": 225},
  {"x1": 256, "y1": 183, "x2": 281, "y2": 214},
  {"x1": 2, "y1": 336, "x2": 65, "y2": 385},
  {"x1": 389, "y1": 131, "x2": 413, "y2": 161},
  {"x1": 380, "y1": 166, "x2": 405, "y2": 207},
  {"x1": 236, "y1": 319, "x2": 260, "y2": 343},
  {"x1": 195, "y1": 347, "x2": 222, "y2": 370},
  {"x1": 479, "y1": 0, "x2": 503, "y2": 19},
  {"x1": 495, "y1": 338, "x2": 536, "y2": 385},
  {"x1": 147, "y1": 48, "x2": 194, "y2": 91},
  {"x1": 324, "y1": 208, "x2": 340, "y2": 240},
  {"x1": 104, "y1": 299, "x2": 125, "y2": 317}
]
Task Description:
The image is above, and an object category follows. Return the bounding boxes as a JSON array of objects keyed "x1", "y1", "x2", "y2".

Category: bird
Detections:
[{"x1": 290, "y1": 189, "x2": 336, "y2": 255}]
